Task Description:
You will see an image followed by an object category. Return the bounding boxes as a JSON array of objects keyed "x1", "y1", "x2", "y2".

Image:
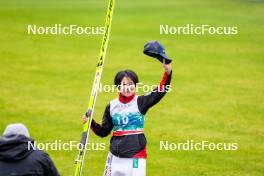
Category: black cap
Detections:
[{"x1": 143, "y1": 41, "x2": 172, "y2": 64}]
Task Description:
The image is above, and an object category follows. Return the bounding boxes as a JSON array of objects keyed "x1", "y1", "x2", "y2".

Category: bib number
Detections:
[{"x1": 117, "y1": 116, "x2": 129, "y2": 125}]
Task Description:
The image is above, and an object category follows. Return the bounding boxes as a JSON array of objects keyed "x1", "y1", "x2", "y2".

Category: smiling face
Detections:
[
  {"x1": 119, "y1": 76, "x2": 136, "y2": 97},
  {"x1": 114, "y1": 70, "x2": 138, "y2": 97}
]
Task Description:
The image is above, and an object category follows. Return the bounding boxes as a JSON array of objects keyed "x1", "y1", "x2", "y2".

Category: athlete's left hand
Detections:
[{"x1": 164, "y1": 63, "x2": 172, "y2": 75}]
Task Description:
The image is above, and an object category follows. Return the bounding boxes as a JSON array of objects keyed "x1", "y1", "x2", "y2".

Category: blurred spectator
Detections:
[{"x1": 0, "y1": 123, "x2": 59, "y2": 176}]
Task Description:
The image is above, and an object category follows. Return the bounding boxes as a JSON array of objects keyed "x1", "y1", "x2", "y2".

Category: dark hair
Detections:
[{"x1": 114, "y1": 70, "x2": 139, "y2": 86}]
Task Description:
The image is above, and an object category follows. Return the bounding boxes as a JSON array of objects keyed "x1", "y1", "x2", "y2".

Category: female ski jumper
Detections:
[{"x1": 91, "y1": 70, "x2": 172, "y2": 176}]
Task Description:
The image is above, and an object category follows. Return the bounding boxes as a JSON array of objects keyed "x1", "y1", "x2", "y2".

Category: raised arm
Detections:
[{"x1": 137, "y1": 63, "x2": 172, "y2": 115}]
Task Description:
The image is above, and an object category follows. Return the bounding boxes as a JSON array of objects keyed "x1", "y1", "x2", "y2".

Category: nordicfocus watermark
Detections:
[
  {"x1": 160, "y1": 24, "x2": 238, "y2": 35},
  {"x1": 98, "y1": 83, "x2": 172, "y2": 93},
  {"x1": 27, "y1": 24, "x2": 105, "y2": 35},
  {"x1": 28, "y1": 140, "x2": 106, "y2": 151},
  {"x1": 160, "y1": 140, "x2": 238, "y2": 151}
]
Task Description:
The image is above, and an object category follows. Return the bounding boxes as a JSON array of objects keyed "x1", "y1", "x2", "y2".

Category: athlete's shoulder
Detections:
[
  {"x1": 141, "y1": 92, "x2": 152, "y2": 97},
  {"x1": 110, "y1": 97, "x2": 119, "y2": 104},
  {"x1": 138, "y1": 92, "x2": 151, "y2": 100},
  {"x1": 109, "y1": 98, "x2": 119, "y2": 109}
]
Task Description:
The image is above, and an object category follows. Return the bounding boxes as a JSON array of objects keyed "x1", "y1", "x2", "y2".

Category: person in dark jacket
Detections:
[{"x1": 0, "y1": 123, "x2": 59, "y2": 176}]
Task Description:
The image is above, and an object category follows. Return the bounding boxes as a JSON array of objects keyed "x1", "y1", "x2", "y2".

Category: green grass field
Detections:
[{"x1": 0, "y1": 0, "x2": 263, "y2": 175}]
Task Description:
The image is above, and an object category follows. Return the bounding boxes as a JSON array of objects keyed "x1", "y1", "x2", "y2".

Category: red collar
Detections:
[{"x1": 119, "y1": 93, "x2": 135, "y2": 104}]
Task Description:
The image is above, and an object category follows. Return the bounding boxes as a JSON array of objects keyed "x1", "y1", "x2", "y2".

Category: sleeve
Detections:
[
  {"x1": 91, "y1": 104, "x2": 114, "y2": 137},
  {"x1": 41, "y1": 153, "x2": 60, "y2": 176},
  {"x1": 137, "y1": 70, "x2": 172, "y2": 115}
]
